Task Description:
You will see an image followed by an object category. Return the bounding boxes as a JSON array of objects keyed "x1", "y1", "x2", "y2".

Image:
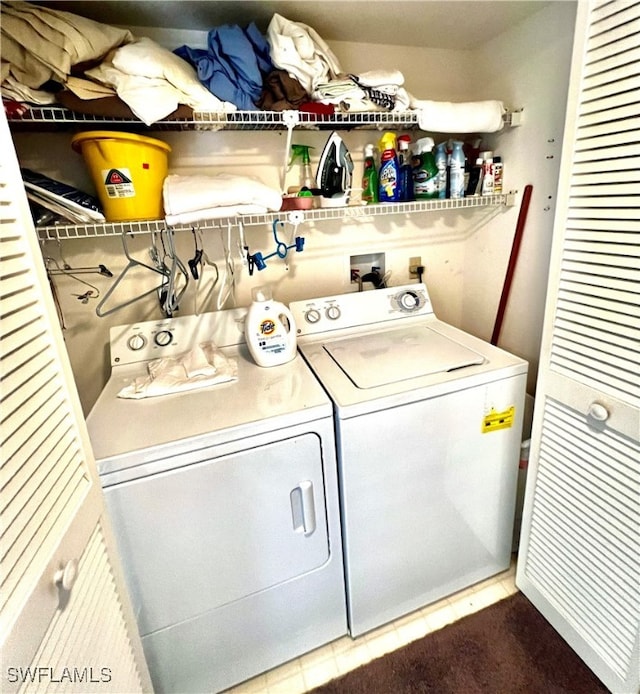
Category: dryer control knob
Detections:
[
  {"x1": 154, "y1": 330, "x2": 173, "y2": 347},
  {"x1": 127, "y1": 334, "x2": 147, "y2": 351},
  {"x1": 304, "y1": 309, "x2": 321, "y2": 324},
  {"x1": 326, "y1": 305, "x2": 341, "y2": 321}
]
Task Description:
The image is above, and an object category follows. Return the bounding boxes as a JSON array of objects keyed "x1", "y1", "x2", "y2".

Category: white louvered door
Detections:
[
  {"x1": 516, "y1": 2, "x2": 640, "y2": 693},
  {"x1": 0, "y1": 111, "x2": 152, "y2": 693}
]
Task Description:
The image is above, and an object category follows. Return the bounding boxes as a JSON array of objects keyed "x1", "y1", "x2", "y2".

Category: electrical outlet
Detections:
[{"x1": 409, "y1": 256, "x2": 422, "y2": 278}]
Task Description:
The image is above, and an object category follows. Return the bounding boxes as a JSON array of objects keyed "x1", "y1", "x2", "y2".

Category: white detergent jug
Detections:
[{"x1": 245, "y1": 286, "x2": 297, "y2": 367}]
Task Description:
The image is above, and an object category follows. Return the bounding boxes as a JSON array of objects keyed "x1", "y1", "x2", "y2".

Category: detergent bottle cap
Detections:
[
  {"x1": 252, "y1": 285, "x2": 272, "y2": 302},
  {"x1": 364, "y1": 143, "x2": 375, "y2": 157},
  {"x1": 378, "y1": 132, "x2": 397, "y2": 152},
  {"x1": 415, "y1": 137, "x2": 435, "y2": 153}
]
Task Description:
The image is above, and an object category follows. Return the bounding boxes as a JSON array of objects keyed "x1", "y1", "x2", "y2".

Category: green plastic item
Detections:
[{"x1": 289, "y1": 144, "x2": 315, "y2": 192}]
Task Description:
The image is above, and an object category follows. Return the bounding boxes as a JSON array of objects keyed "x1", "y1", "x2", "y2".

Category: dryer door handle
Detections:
[{"x1": 290, "y1": 480, "x2": 317, "y2": 537}]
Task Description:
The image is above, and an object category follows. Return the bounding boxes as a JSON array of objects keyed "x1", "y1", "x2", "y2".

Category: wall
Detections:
[
  {"x1": 460, "y1": 0, "x2": 577, "y2": 395},
  {"x1": 12, "y1": 2, "x2": 576, "y2": 414}
]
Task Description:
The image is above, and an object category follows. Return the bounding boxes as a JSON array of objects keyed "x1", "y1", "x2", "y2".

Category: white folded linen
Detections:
[
  {"x1": 117, "y1": 342, "x2": 237, "y2": 399},
  {"x1": 410, "y1": 97, "x2": 505, "y2": 133},
  {"x1": 163, "y1": 173, "x2": 283, "y2": 216},
  {"x1": 267, "y1": 13, "x2": 342, "y2": 93},
  {"x1": 86, "y1": 37, "x2": 235, "y2": 125},
  {"x1": 165, "y1": 204, "x2": 269, "y2": 226},
  {"x1": 356, "y1": 70, "x2": 405, "y2": 88}
]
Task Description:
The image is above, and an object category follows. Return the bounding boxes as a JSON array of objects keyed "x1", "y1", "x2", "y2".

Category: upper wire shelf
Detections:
[
  {"x1": 35, "y1": 193, "x2": 516, "y2": 241},
  {"x1": 10, "y1": 107, "x2": 522, "y2": 132}
]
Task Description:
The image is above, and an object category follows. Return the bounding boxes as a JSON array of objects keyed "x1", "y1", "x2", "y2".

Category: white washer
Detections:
[
  {"x1": 86, "y1": 308, "x2": 347, "y2": 693},
  {"x1": 290, "y1": 284, "x2": 527, "y2": 637}
]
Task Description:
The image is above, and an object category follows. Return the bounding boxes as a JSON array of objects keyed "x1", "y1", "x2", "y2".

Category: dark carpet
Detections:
[{"x1": 311, "y1": 592, "x2": 608, "y2": 693}]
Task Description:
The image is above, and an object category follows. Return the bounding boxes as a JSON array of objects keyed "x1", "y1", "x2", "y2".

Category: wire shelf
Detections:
[
  {"x1": 35, "y1": 193, "x2": 516, "y2": 241},
  {"x1": 10, "y1": 107, "x2": 521, "y2": 132}
]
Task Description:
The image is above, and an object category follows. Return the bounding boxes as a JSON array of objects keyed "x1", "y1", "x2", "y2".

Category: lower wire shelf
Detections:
[{"x1": 35, "y1": 193, "x2": 516, "y2": 241}]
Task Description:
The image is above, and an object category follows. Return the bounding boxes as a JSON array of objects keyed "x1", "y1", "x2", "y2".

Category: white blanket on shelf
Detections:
[
  {"x1": 410, "y1": 98, "x2": 505, "y2": 133},
  {"x1": 267, "y1": 13, "x2": 342, "y2": 93},
  {"x1": 165, "y1": 204, "x2": 270, "y2": 226},
  {"x1": 163, "y1": 173, "x2": 282, "y2": 217},
  {"x1": 86, "y1": 37, "x2": 235, "y2": 125}
]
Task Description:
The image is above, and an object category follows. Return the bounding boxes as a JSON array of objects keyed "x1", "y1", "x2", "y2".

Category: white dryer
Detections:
[
  {"x1": 290, "y1": 284, "x2": 527, "y2": 637},
  {"x1": 86, "y1": 308, "x2": 347, "y2": 693}
]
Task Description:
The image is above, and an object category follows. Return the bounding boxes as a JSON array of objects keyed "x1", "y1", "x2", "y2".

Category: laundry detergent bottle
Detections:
[
  {"x1": 245, "y1": 286, "x2": 297, "y2": 367},
  {"x1": 377, "y1": 132, "x2": 400, "y2": 202}
]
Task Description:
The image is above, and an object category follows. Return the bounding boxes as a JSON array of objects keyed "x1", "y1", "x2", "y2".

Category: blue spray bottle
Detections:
[{"x1": 378, "y1": 132, "x2": 401, "y2": 202}]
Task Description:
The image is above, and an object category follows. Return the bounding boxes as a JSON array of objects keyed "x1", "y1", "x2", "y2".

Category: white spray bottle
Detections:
[{"x1": 244, "y1": 286, "x2": 297, "y2": 367}]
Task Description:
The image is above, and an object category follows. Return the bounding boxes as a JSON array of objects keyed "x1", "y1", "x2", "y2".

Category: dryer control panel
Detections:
[{"x1": 290, "y1": 283, "x2": 435, "y2": 337}]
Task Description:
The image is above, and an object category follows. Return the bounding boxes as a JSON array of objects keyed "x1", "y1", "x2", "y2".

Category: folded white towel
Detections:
[
  {"x1": 163, "y1": 173, "x2": 282, "y2": 216},
  {"x1": 356, "y1": 70, "x2": 405, "y2": 88},
  {"x1": 165, "y1": 204, "x2": 269, "y2": 226},
  {"x1": 410, "y1": 97, "x2": 505, "y2": 133},
  {"x1": 117, "y1": 343, "x2": 237, "y2": 399}
]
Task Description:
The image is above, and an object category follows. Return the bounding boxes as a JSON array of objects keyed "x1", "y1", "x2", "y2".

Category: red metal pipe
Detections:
[{"x1": 491, "y1": 184, "x2": 533, "y2": 346}]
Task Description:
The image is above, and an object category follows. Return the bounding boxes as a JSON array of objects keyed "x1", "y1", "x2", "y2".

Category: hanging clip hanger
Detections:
[
  {"x1": 246, "y1": 218, "x2": 305, "y2": 274},
  {"x1": 95, "y1": 230, "x2": 174, "y2": 318},
  {"x1": 44, "y1": 256, "x2": 102, "y2": 303},
  {"x1": 191, "y1": 227, "x2": 220, "y2": 315},
  {"x1": 158, "y1": 228, "x2": 189, "y2": 317}
]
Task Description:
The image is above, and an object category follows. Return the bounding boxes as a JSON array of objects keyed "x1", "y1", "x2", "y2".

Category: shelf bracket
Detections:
[{"x1": 280, "y1": 110, "x2": 301, "y2": 194}]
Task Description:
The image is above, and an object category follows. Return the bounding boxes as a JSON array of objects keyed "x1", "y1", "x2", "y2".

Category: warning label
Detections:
[{"x1": 102, "y1": 168, "x2": 135, "y2": 198}]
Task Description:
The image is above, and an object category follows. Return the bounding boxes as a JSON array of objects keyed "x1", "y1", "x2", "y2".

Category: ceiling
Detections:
[{"x1": 32, "y1": 0, "x2": 554, "y2": 49}]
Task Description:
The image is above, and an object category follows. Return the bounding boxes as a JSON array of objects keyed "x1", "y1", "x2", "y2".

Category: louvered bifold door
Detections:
[
  {"x1": 0, "y1": 111, "x2": 151, "y2": 693},
  {"x1": 516, "y1": 2, "x2": 640, "y2": 693}
]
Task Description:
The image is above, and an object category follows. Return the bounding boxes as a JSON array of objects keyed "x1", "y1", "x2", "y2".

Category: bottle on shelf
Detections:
[
  {"x1": 434, "y1": 141, "x2": 448, "y2": 199},
  {"x1": 362, "y1": 144, "x2": 379, "y2": 204},
  {"x1": 377, "y1": 132, "x2": 401, "y2": 203},
  {"x1": 411, "y1": 137, "x2": 438, "y2": 200},
  {"x1": 397, "y1": 134, "x2": 414, "y2": 202},
  {"x1": 480, "y1": 151, "x2": 495, "y2": 196},
  {"x1": 449, "y1": 140, "x2": 466, "y2": 199},
  {"x1": 493, "y1": 156, "x2": 503, "y2": 194}
]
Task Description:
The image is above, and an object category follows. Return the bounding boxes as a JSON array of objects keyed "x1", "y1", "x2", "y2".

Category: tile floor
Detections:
[{"x1": 224, "y1": 558, "x2": 519, "y2": 694}]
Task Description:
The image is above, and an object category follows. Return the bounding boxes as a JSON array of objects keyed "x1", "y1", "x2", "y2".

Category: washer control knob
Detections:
[
  {"x1": 326, "y1": 305, "x2": 341, "y2": 321},
  {"x1": 154, "y1": 330, "x2": 173, "y2": 347},
  {"x1": 127, "y1": 334, "x2": 147, "y2": 351},
  {"x1": 398, "y1": 290, "x2": 421, "y2": 311},
  {"x1": 304, "y1": 308, "x2": 321, "y2": 324}
]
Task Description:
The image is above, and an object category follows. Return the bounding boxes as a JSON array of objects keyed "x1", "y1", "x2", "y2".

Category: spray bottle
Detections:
[
  {"x1": 287, "y1": 144, "x2": 314, "y2": 193},
  {"x1": 362, "y1": 144, "x2": 379, "y2": 204},
  {"x1": 244, "y1": 286, "x2": 297, "y2": 367},
  {"x1": 378, "y1": 132, "x2": 401, "y2": 202},
  {"x1": 434, "y1": 141, "x2": 448, "y2": 199},
  {"x1": 411, "y1": 137, "x2": 438, "y2": 199},
  {"x1": 449, "y1": 140, "x2": 466, "y2": 199},
  {"x1": 397, "y1": 134, "x2": 414, "y2": 202}
]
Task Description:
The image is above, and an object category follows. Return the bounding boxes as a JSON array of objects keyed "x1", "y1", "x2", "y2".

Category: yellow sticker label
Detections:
[{"x1": 482, "y1": 407, "x2": 515, "y2": 433}]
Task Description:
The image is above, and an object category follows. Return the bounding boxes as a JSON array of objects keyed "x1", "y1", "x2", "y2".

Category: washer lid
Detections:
[{"x1": 323, "y1": 325, "x2": 485, "y2": 389}]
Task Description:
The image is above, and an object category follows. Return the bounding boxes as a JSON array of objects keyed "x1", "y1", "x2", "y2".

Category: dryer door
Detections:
[{"x1": 102, "y1": 432, "x2": 330, "y2": 635}]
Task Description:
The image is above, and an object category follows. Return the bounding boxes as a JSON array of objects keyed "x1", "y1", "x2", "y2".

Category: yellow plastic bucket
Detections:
[{"x1": 71, "y1": 131, "x2": 171, "y2": 222}]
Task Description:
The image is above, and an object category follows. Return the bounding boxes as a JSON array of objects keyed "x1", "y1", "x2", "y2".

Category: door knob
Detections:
[
  {"x1": 588, "y1": 402, "x2": 609, "y2": 422},
  {"x1": 54, "y1": 558, "x2": 78, "y2": 591}
]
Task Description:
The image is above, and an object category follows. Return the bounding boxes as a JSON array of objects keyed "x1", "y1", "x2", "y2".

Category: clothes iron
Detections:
[{"x1": 316, "y1": 132, "x2": 354, "y2": 207}]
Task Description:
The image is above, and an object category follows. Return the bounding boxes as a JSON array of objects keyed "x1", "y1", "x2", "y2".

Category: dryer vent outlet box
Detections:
[{"x1": 350, "y1": 252, "x2": 385, "y2": 289}]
